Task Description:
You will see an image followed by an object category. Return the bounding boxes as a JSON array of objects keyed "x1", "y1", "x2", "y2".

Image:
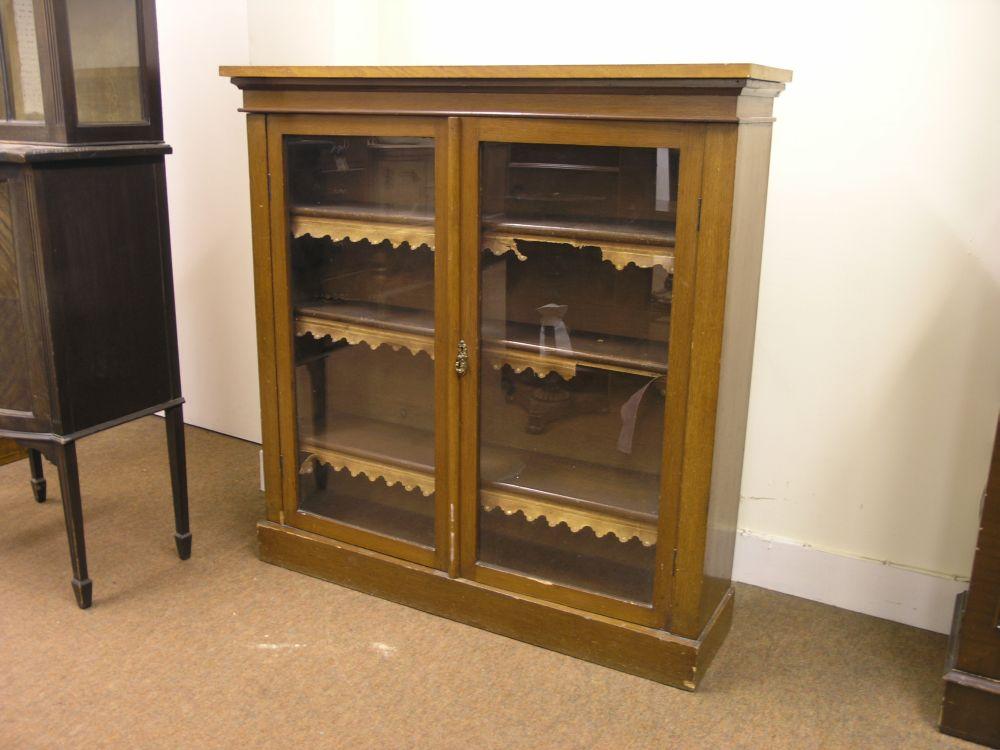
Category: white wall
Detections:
[
  {"x1": 239, "y1": 0, "x2": 1000, "y2": 589},
  {"x1": 158, "y1": 0, "x2": 261, "y2": 442}
]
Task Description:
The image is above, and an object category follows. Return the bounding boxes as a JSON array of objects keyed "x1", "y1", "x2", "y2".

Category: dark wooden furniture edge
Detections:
[
  {"x1": 941, "y1": 666, "x2": 1000, "y2": 747},
  {"x1": 940, "y1": 589, "x2": 1000, "y2": 747},
  {"x1": 257, "y1": 519, "x2": 734, "y2": 689},
  {"x1": 940, "y1": 578, "x2": 1000, "y2": 747},
  {"x1": 939, "y1": 416, "x2": 1000, "y2": 746},
  {"x1": 0, "y1": 397, "x2": 184, "y2": 444},
  {"x1": 0, "y1": 141, "x2": 172, "y2": 163}
]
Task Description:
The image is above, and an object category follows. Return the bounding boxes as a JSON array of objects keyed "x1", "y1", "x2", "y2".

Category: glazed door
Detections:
[
  {"x1": 459, "y1": 118, "x2": 705, "y2": 627},
  {"x1": 268, "y1": 115, "x2": 457, "y2": 569}
]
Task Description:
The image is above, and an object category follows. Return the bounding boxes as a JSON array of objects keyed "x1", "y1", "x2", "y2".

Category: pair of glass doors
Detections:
[{"x1": 267, "y1": 115, "x2": 704, "y2": 628}]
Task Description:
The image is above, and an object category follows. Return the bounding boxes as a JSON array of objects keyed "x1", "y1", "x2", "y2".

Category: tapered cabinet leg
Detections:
[
  {"x1": 165, "y1": 405, "x2": 192, "y2": 560},
  {"x1": 55, "y1": 442, "x2": 92, "y2": 609},
  {"x1": 28, "y1": 449, "x2": 46, "y2": 502}
]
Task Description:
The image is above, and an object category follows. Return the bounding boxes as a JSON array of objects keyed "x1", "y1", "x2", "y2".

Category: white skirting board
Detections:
[{"x1": 732, "y1": 529, "x2": 969, "y2": 634}]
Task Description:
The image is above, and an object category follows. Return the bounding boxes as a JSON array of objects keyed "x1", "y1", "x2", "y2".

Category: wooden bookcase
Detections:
[{"x1": 224, "y1": 64, "x2": 791, "y2": 689}]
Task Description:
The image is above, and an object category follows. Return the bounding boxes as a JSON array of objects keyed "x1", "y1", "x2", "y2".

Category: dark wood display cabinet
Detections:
[
  {"x1": 224, "y1": 63, "x2": 791, "y2": 688},
  {"x1": 0, "y1": 0, "x2": 189, "y2": 609}
]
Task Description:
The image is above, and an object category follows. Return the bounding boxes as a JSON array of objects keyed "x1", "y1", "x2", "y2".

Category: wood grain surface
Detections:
[{"x1": 221, "y1": 63, "x2": 792, "y2": 82}]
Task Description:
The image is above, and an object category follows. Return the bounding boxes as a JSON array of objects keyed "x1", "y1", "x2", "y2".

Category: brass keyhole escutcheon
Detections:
[{"x1": 454, "y1": 339, "x2": 469, "y2": 376}]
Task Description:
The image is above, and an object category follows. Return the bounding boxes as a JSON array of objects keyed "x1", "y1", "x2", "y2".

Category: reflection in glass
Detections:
[
  {"x1": 66, "y1": 0, "x2": 143, "y2": 123},
  {"x1": 287, "y1": 135, "x2": 437, "y2": 548},
  {"x1": 0, "y1": 0, "x2": 45, "y2": 121},
  {"x1": 477, "y1": 142, "x2": 678, "y2": 604}
]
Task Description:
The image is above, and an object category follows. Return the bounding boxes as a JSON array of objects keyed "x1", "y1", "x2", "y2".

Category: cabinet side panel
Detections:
[
  {"x1": 670, "y1": 125, "x2": 737, "y2": 637},
  {"x1": 246, "y1": 114, "x2": 283, "y2": 523},
  {"x1": 0, "y1": 179, "x2": 33, "y2": 414},
  {"x1": 36, "y1": 158, "x2": 176, "y2": 433},
  {"x1": 700, "y1": 123, "x2": 774, "y2": 627}
]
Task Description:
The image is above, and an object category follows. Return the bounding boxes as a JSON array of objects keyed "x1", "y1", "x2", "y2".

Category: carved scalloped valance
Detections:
[
  {"x1": 299, "y1": 443, "x2": 654, "y2": 546},
  {"x1": 300, "y1": 450, "x2": 435, "y2": 497},
  {"x1": 480, "y1": 487, "x2": 657, "y2": 547},
  {"x1": 291, "y1": 215, "x2": 435, "y2": 251},
  {"x1": 296, "y1": 315, "x2": 435, "y2": 359},
  {"x1": 483, "y1": 348, "x2": 578, "y2": 381},
  {"x1": 482, "y1": 231, "x2": 674, "y2": 273}
]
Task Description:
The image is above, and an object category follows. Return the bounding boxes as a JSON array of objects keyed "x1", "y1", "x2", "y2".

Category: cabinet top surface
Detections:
[{"x1": 220, "y1": 63, "x2": 792, "y2": 83}]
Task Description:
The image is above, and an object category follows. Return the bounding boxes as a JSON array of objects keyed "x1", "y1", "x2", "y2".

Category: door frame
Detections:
[
  {"x1": 457, "y1": 116, "x2": 706, "y2": 628},
  {"x1": 265, "y1": 113, "x2": 459, "y2": 571}
]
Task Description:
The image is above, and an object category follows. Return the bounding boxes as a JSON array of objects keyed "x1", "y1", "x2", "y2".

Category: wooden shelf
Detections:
[
  {"x1": 293, "y1": 203, "x2": 434, "y2": 225},
  {"x1": 299, "y1": 486, "x2": 436, "y2": 549},
  {"x1": 299, "y1": 412, "x2": 659, "y2": 546},
  {"x1": 295, "y1": 300, "x2": 667, "y2": 378},
  {"x1": 289, "y1": 204, "x2": 675, "y2": 272},
  {"x1": 485, "y1": 216, "x2": 674, "y2": 246},
  {"x1": 479, "y1": 510, "x2": 656, "y2": 603},
  {"x1": 290, "y1": 204, "x2": 435, "y2": 250},
  {"x1": 488, "y1": 319, "x2": 667, "y2": 379},
  {"x1": 300, "y1": 414, "x2": 436, "y2": 497},
  {"x1": 480, "y1": 450, "x2": 659, "y2": 547},
  {"x1": 482, "y1": 215, "x2": 675, "y2": 272},
  {"x1": 296, "y1": 301, "x2": 436, "y2": 359},
  {"x1": 507, "y1": 162, "x2": 620, "y2": 173}
]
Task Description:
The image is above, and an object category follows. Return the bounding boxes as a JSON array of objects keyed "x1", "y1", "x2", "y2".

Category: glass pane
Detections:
[
  {"x1": 287, "y1": 135, "x2": 436, "y2": 548},
  {"x1": 477, "y1": 141, "x2": 679, "y2": 604},
  {"x1": 0, "y1": 0, "x2": 44, "y2": 120},
  {"x1": 66, "y1": 0, "x2": 143, "y2": 123}
]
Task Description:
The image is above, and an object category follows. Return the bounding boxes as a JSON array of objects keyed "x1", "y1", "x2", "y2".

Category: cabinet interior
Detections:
[{"x1": 286, "y1": 134, "x2": 678, "y2": 605}]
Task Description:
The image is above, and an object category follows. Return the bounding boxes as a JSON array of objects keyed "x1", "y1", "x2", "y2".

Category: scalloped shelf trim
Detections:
[
  {"x1": 482, "y1": 231, "x2": 675, "y2": 272},
  {"x1": 480, "y1": 488, "x2": 657, "y2": 547},
  {"x1": 292, "y1": 215, "x2": 436, "y2": 251},
  {"x1": 300, "y1": 450, "x2": 435, "y2": 497},
  {"x1": 483, "y1": 349, "x2": 578, "y2": 381},
  {"x1": 483, "y1": 346, "x2": 663, "y2": 379},
  {"x1": 296, "y1": 315, "x2": 435, "y2": 360}
]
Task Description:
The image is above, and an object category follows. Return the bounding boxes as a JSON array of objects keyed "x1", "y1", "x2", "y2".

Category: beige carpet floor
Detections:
[{"x1": 0, "y1": 417, "x2": 973, "y2": 749}]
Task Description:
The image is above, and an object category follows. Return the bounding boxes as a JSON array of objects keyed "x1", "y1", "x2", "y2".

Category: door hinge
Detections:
[
  {"x1": 696, "y1": 197, "x2": 703, "y2": 231},
  {"x1": 671, "y1": 547, "x2": 679, "y2": 576}
]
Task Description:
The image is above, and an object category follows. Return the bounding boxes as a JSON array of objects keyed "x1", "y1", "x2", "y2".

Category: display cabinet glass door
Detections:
[
  {"x1": 65, "y1": 0, "x2": 144, "y2": 124},
  {"x1": 0, "y1": 0, "x2": 45, "y2": 121},
  {"x1": 462, "y1": 119, "x2": 703, "y2": 626},
  {"x1": 270, "y1": 117, "x2": 450, "y2": 569}
]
